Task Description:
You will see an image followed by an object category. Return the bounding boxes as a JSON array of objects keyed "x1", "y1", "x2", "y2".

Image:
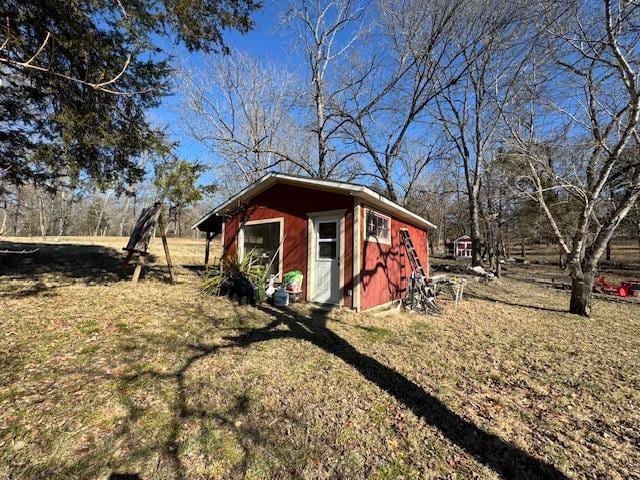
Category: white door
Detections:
[{"x1": 311, "y1": 217, "x2": 340, "y2": 304}]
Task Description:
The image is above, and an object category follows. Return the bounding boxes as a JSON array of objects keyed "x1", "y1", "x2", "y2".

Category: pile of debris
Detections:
[
  {"x1": 432, "y1": 263, "x2": 469, "y2": 275},
  {"x1": 427, "y1": 274, "x2": 466, "y2": 307},
  {"x1": 433, "y1": 262, "x2": 497, "y2": 282},
  {"x1": 470, "y1": 265, "x2": 496, "y2": 282}
]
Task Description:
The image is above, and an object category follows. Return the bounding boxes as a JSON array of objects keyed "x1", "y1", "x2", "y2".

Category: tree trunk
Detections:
[
  {"x1": 48, "y1": 192, "x2": 55, "y2": 236},
  {"x1": 58, "y1": 190, "x2": 72, "y2": 236},
  {"x1": 440, "y1": 203, "x2": 447, "y2": 253},
  {"x1": 314, "y1": 73, "x2": 327, "y2": 178},
  {"x1": 504, "y1": 232, "x2": 510, "y2": 258},
  {"x1": 469, "y1": 200, "x2": 482, "y2": 266},
  {"x1": 13, "y1": 186, "x2": 21, "y2": 235},
  {"x1": 605, "y1": 239, "x2": 612, "y2": 262},
  {"x1": 57, "y1": 197, "x2": 66, "y2": 236},
  {"x1": 0, "y1": 200, "x2": 7, "y2": 236},
  {"x1": 635, "y1": 206, "x2": 640, "y2": 253},
  {"x1": 94, "y1": 193, "x2": 111, "y2": 237},
  {"x1": 487, "y1": 239, "x2": 495, "y2": 271},
  {"x1": 38, "y1": 194, "x2": 48, "y2": 238},
  {"x1": 520, "y1": 236, "x2": 526, "y2": 258},
  {"x1": 57, "y1": 192, "x2": 64, "y2": 236},
  {"x1": 119, "y1": 195, "x2": 130, "y2": 237},
  {"x1": 133, "y1": 194, "x2": 137, "y2": 220},
  {"x1": 383, "y1": 167, "x2": 398, "y2": 202},
  {"x1": 559, "y1": 247, "x2": 566, "y2": 270},
  {"x1": 569, "y1": 270, "x2": 595, "y2": 317}
]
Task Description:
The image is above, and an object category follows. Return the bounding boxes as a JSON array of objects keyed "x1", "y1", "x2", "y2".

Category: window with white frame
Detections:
[
  {"x1": 239, "y1": 220, "x2": 282, "y2": 276},
  {"x1": 365, "y1": 209, "x2": 391, "y2": 244}
]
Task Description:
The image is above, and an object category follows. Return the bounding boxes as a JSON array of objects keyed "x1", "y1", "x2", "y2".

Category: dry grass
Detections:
[
  {"x1": 1, "y1": 237, "x2": 639, "y2": 479},
  {"x1": 515, "y1": 241, "x2": 640, "y2": 285},
  {"x1": 521, "y1": 240, "x2": 640, "y2": 265},
  {"x1": 435, "y1": 240, "x2": 640, "y2": 287}
]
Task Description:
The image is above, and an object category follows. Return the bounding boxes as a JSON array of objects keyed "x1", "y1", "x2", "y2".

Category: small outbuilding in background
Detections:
[{"x1": 452, "y1": 234, "x2": 473, "y2": 259}]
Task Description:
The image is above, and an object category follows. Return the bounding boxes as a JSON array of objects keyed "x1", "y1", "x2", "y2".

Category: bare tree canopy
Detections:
[{"x1": 182, "y1": 53, "x2": 307, "y2": 196}]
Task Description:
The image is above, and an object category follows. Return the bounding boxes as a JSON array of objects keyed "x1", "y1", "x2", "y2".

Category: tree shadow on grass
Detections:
[
  {"x1": 21, "y1": 337, "x2": 270, "y2": 480},
  {"x1": 30, "y1": 303, "x2": 567, "y2": 479},
  {"x1": 118, "y1": 305, "x2": 566, "y2": 479},
  {"x1": 0, "y1": 239, "x2": 163, "y2": 297},
  {"x1": 109, "y1": 337, "x2": 290, "y2": 480},
  {"x1": 225, "y1": 305, "x2": 568, "y2": 479}
]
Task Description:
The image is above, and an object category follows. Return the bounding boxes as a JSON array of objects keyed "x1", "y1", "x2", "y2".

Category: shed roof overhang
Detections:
[
  {"x1": 197, "y1": 213, "x2": 224, "y2": 236},
  {"x1": 192, "y1": 173, "x2": 437, "y2": 232}
]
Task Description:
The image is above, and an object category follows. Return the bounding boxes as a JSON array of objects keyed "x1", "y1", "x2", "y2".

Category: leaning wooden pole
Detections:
[{"x1": 157, "y1": 213, "x2": 175, "y2": 284}]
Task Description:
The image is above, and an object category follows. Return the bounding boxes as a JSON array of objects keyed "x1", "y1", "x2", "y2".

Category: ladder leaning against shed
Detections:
[{"x1": 399, "y1": 228, "x2": 440, "y2": 314}]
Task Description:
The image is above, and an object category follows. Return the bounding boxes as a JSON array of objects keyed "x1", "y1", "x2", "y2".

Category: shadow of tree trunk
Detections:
[
  {"x1": 226, "y1": 305, "x2": 568, "y2": 480},
  {"x1": 104, "y1": 304, "x2": 567, "y2": 479}
]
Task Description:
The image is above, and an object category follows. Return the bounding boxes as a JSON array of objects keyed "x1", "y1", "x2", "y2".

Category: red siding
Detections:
[
  {"x1": 223, "y1": 183, "x2": 354, "y2": 306},
  {"x1": 360, "y1": 206, "x2": 429, "y2": 310},
  {"x1": 220, "y1": 182, "x2": 430, "y2": 311}
]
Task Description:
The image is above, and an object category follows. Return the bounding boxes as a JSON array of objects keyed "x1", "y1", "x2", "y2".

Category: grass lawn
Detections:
[{"x1": 1, "y1": 237, "x2": 639, "y2": 479}]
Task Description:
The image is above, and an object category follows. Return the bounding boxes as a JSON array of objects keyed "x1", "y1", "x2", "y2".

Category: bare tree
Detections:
[
  {"x1": 405, "y1": 164, "x2": 460, "y2": 253},
  {"x1": 183, "y1": 1, "x2": 366, "y2": 191},
  {"x1": 93, "y1": 191, "x2": 113, "y2": 237},
  {"x1": 119, "y1": 194, "x2": 132, "y2": 237},
  {"x1": 337, "y1": 0, "x2": 501, "y2": 202},
  {"x1": 433, "y1": 0, "x2": 535, "y2": 266},
  {"x1": 36, "y1": 191, "x2": 49, "y2": 238},
  {"x1": 503, "y1": 0, "x2": 640, "y2": 316},
  {"x1": 183, "y1": 54, "x2": 309, "y2": 196},
  {"x1": 283, "y1": 0, "x2": 367, "y2": 178},
  {"x1": 480, "y1": 153, "x2": 523, "y2": 275}
]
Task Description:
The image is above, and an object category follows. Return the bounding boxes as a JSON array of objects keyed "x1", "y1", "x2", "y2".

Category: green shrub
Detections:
[{"x1": 202, "y1": 253, "x2": 267, "y2": 302}]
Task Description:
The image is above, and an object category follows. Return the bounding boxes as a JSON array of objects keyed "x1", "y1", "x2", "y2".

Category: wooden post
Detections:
[
  {"x1": 131, "y1": 254, "x2": 145, "y2": 284},
  {"x1": 204, "y1": 231, "x2": 212, "y2": 272},
  {"x1": 157, "y1": 213, "x2": 175, "y2": 284}
]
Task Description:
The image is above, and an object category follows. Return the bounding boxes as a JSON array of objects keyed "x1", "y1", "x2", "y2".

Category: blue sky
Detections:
[
  {"x1": 149, "y1": 1, "x2": 297, "y2": 186},
  {"x1": 146, "y1": 0, "x2": 438, "y2": 194}
]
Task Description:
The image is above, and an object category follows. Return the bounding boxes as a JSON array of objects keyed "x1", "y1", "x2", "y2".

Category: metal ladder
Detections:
[{"x1": 400, "y1": 229, "x2": 440, "y2": 313}]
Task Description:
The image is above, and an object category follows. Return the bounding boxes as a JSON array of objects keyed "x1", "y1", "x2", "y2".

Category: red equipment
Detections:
[{"x1": 594, "y1": 275, "x2": 636, "y2": 297}]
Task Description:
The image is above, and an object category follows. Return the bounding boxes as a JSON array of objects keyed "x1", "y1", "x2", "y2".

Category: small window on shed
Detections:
[{"x1": 365, "y1": 209, "x2": 391, "y2": 244}]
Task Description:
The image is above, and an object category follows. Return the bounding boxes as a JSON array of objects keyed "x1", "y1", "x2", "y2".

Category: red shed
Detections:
[
  {"x1": 192, "y1": 174, "x2": 435, "y2": 311},
  {"x1": 453, "y1": 234, "x2": 473, "y2": 259}
]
